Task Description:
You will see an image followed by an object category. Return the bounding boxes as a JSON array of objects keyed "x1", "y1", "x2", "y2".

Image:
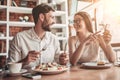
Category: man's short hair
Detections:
[{"x1": 32, "y1": 3, "x2": 55, "y2": 24}]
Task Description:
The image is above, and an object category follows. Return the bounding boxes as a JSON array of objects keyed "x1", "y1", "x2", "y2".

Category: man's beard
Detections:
[
  {"x1": 42, "y1": 20, "x2": 50, "y2": 31},
  {"x1": 42, "y1": 22, "x2": 51, "y2": 31},
  {"x1": 41, "y1": 15, "x2": 51, "y2": 31}
]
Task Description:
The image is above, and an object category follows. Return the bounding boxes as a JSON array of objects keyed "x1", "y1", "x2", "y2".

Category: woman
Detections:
[{"x1": 69, "y1": 11, "x2": 116, "y2": 66}]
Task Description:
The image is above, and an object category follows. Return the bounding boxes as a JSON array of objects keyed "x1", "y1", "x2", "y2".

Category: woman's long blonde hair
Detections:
[{"x1": 75, "y1": 11, "x2": 93, "y2": 33}]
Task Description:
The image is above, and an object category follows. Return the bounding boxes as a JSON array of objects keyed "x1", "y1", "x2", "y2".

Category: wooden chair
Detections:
[{"x1": 0, "y1": 40, "x2": 5, "y2": 53}]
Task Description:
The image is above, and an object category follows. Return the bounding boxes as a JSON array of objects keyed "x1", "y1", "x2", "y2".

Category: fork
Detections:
[
  {"x1": 39, "y1": 46, "x2": 48, "y2": 64},
  {"x1": 64, "y1": 42, "x2": 71, "y2": 68},
  {"x1": 38, "y1": 42, "x2": 51, "y2": 64}
]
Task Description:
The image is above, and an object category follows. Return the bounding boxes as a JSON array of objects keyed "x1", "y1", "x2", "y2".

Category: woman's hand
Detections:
[
  {"x1": 97, "y1": 30, "x2": 116, "y2": 63},
  {"x1": 97, "y1": 34, "x2": 106, "y2": 47},
  {"x1": 82, "y1": 31, "x2": 100, "y2": 46},
  {"x1": 103, "y1": 29, "x2": 112, "y2": 45}
]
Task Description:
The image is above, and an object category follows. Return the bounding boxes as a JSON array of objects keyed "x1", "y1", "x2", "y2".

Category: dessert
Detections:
[{"x1": 97, "y1": 61, "x2": 105, "y2": 65}]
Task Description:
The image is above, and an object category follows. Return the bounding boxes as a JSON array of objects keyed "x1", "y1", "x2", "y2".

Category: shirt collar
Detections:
[{"x1": 31, "y1": 27, "x2": 49, "y2": 41}]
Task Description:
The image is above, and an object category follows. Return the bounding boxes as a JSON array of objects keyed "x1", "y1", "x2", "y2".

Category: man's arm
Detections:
[{"x1": 9, "y1": 35, "x2": 22, "y2": 63}]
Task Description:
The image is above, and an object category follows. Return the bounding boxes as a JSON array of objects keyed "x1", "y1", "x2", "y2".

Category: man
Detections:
[{"x1": 9, "y1": 3, "x2": 68, "y2": 68}]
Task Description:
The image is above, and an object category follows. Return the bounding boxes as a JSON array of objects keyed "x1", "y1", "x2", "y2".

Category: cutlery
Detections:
[
  {"x1": 64, "y1": 42, "x2": 67, "y2": 53},
  {"x1": 63, "y1": 42, "x2": 70, "y2": 68},
  {"x1": 39, "y1": 44, "x2": 48, "y2": 64},
  {"x1": 38, "y1": 41, "x2": 52, "y2": 64}
]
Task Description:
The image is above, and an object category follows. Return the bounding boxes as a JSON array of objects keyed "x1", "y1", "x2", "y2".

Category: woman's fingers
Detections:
[
  {"x1": 103, "y1": 34, "x2": 112, "y2": 40},
  {"x1": 83, "y1": 31, "x2": 101, "y2": 45},
  {"x1": 103, "y1": 29, "x2": 110, "y2": 35},
  {"x1": 103, "y1": 29, "x2": 112, "y2": 44}
]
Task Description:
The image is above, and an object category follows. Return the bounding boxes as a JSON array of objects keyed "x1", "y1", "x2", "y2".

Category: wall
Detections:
[{"x1": 0, "y1": 0, "x2": 35, "y2": 53}]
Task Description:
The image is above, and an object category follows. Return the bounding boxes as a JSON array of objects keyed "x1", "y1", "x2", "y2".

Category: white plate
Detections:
[
  {"x1": 9, "y1": 69, "x2": 27, "y2": 76},
  {"x1": 81, "y1": 62, "x2": 113, "y2": 69},
  {"x1": 114, "y1": 62, "x2": 120, "y2": 67},
  {"x1": 33, "y1": 68, "x2": 68, "y2": 75}
]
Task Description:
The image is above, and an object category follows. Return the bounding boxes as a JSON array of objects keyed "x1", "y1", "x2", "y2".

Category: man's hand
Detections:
[
  {"x1": 24, "y1": 51, "x2": 40, "y2": 64},
  {"x1": 59, "y1": 53, "x2": 69, "y2": 65}
]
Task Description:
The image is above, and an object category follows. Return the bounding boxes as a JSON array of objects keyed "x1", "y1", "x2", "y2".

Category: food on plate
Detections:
[
  {"x1": 35, "y1": 62, "x2": 67, "y2": 71},
  {"x1": 97, "y1": 61, "x2": 105, "y2": 65}
]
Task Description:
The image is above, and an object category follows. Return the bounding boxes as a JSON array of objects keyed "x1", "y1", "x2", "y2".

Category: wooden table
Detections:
[{"x1": 1, "y1": 65, "x2": 120, "y2": 80}]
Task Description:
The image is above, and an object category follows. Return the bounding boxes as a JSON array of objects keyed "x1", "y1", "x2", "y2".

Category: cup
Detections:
[{"x1": 8, "y1": 62, "x2": 22, "y2": 73}]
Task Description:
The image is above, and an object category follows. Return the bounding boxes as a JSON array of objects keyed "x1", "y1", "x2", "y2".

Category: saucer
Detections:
[
  {"x1": 81, "y1": 62, "x2": 112, "y2": 69},
  {"x1": 9, "y1": 69, "x2": 27, "y2": 76}
]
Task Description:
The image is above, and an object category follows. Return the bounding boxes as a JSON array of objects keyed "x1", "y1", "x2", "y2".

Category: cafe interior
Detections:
[{"x1": 0, "y1": 0, "x2": 120, "y2": 80}]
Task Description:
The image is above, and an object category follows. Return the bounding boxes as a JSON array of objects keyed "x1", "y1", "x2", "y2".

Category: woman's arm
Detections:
[
  {"x1": 98, "y1": 34, "x2": 116, "y2": 63},
  {"x1": 69, "y1": 35, "x2": 94, "y2": 66},
  {"x1": 69, "y1": 36, "x2": 86, "y2": 66}
]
